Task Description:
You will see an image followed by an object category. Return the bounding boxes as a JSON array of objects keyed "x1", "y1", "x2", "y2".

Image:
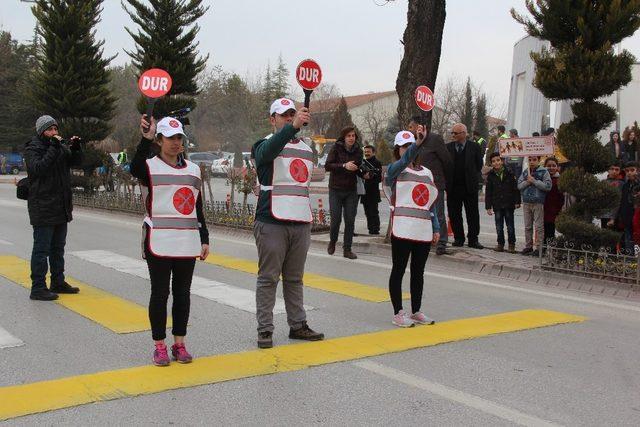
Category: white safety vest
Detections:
[
  {"x1": 391, "y1": 166, "x2": 438, "y2": 242},
  {"x1": 143, "y1": 156, "x2": 202, "y2": 258},
  {"x1": 260, "y1": 139, "x2": 313, "y2": 223}
]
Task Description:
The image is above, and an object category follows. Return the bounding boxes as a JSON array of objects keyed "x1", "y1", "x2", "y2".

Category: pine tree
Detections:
[
  {"x1": 513, "y1": 0, "x2": 640, "y2": 249},
  {"x1": 123, "y1": 0, "x2": 209, "y2": 118},
  {"x1": 273, "y1": 54, "x2": 289, "y2": 99},
  {"x1": 326, "y1": 97, "x2": 358, "y2": 139},
  {"x1": 462, "y1": 77, "x2": 474, "y2": 132},
  {"x1": 31, "y1": 0, "x2": 115, "y2": 141},
  {"x1": 0, "y1": 31, "x2": 39, "y2": 150},
  {"x1": 261, "y1": 62, "x2": 274, "y2": 109},
  {"x1": 474, "y1": 93, "x2": 488, "y2": 139}
]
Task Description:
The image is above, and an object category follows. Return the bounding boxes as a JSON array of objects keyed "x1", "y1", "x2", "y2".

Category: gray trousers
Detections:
[
  {"x1": 523, "y1": 203, "x2": 544, "y2": 250},
  {"x1": 434, "y1": 189, "x2": 447, "y2": 248},
  {"x1": 254, "y1": 220, "x2": 310, "y2": 333}
]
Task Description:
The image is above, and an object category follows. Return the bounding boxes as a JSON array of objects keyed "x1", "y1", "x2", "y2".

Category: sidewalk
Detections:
[{"x1": 309, "y1": 231, "x2": 640, "y2": 301}]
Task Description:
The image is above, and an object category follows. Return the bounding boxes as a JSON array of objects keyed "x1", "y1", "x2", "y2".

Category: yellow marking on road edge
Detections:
[
  {"x1": 0, "y1": 309, "x2": 585, "y2": 421},
  {"x1": 205, "y1": 253, "x2": 410, "y2": 302},
  {"x1": 0, "y1": 255, "x2": 155, "y2": 333}
]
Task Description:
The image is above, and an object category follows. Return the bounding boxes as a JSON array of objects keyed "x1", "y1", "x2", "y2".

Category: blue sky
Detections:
[{"x1": 3, "y1": 0, "x2": 640, "y2": 113}]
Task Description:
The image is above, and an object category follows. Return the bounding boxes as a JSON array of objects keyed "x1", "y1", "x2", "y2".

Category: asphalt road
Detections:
[{"x1": 0, "y1": 183, "x2": 639, "y2": 426}]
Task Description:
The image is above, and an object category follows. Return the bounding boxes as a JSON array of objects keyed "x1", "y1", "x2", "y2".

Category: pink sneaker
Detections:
[
  {"x1": 171, "y1": 343, "x2": 193, "y2": 364},
  {"x1": 153, "y1": 343, "x2": 170, "y2": 367},
  {"x1": 410, "y1": 311, "x2": 435, "y2": 325},
  {"x1": 392, "y1": 310, "x2": 414, "y2": 327}
]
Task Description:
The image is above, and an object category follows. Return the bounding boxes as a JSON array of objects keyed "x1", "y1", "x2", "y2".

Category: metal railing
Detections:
[
  {"x1": 541, "y1": 240, "x2": 639, "y2": 289},
  {"x1": 73, "y1": 191, "x2": 330, "y2": 233}
]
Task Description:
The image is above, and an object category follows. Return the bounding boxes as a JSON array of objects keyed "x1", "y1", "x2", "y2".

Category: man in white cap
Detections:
[
  {"x1": 251, "y1": 98, "x2": 324, "y2": 349},
  {"x1": 24, "y1": 115, "x2": 83, "y2": 300}
]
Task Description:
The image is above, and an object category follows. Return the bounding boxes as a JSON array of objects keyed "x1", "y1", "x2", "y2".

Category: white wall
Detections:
[{"x1": 507, "y1": 35, "x2": 551, "y2": 136}]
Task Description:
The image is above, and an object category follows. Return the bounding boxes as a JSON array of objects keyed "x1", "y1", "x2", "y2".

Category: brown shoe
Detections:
[
  {"x1": 343, "y1": 250, "x2": 357, "y2": 259},
  {"x1": 508, "y1": 244, "x2": 516, "y2": 253},
  {"x1": 289, "y1": 322, "x2": 324, "y2": 341},
  {"x1": 493, "y1": 245, "x2": 504, "y2": 252},
  {"x1": 327, "y1": 241, "x2": 336, "y2": 255}
]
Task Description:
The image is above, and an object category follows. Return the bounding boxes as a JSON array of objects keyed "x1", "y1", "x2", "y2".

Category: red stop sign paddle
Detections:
[
  {"x1": 415, "y1": 85, "x2": 435, "y2": 112},
  {"x1": 138, "y1": 68, "x2": 173, "y2": 128},
  {"x1": 138, "y1": 68, "x2": 173, "y2": 98},
  {"x1": 296, "y1": 59, "x2": 322, "y2": 127},
  {"x1": 296, "y1": 59, "x2": 322, "y2": 92}
]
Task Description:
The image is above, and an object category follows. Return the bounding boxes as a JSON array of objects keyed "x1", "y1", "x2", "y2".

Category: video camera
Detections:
[
  {"x1": 167, "y1": 107, "x2": 191, "y2": 126},
  {"x1": 359, "y1": 158, "x2": 380, "y2": 179}
]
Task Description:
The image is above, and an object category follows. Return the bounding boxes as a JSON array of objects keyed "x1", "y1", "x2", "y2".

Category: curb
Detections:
[{"x1": 309, "y1": 236, "x2": 640, "y2": 301}]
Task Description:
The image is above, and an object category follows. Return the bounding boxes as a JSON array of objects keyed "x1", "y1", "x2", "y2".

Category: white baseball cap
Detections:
[
  {"x1": 270, "y1": 98, "x2": 297, "y2": 116},
  {"x1": 156, "y1": 117, "x2": 186, "y2": 138},
  {"x1": 394, "y1": 131, "x2": 416, "y2": 146}
]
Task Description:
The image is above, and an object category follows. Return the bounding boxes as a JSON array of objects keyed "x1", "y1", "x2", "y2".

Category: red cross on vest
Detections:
[
  {"x1": 289, "y1": 159, "x2": 309, "y2": 183},
  {"x1": 412, "y1": 184, "x2": 430, "y2": 207},
  {"x1": 173, "y1": 187, "x2": 196, "y2": 215}
]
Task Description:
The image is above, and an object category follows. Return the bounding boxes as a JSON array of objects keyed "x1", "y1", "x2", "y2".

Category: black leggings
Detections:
[
  {"x1": 145, "y1": 247, "x2": 196, "y2": 341},
  {"x1": 389, "y1": 236, "x2": 431, "y2": 314}
]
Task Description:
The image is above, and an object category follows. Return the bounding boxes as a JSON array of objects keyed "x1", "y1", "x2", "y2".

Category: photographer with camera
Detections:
[
  {"x1": 360, "y1": 145, "x2": 382, "y2": 235},
  {"x1": 325, "y1": 126, "x2": 363, "y2": 259},
  {"x1": 23, "y1": 115, "x2": 83, "y2": 301}
]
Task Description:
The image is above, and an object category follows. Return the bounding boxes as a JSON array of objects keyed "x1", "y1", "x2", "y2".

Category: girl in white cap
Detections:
[
  {"x1": 131, "y1": 115, "x2": 210, "y2": 366},
  {"x1": 384, "y1": 128, "x2": 440, "y2": 327}
]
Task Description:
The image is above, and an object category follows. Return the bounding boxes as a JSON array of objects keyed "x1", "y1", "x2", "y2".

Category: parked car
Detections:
[
  {"x1": 0, "y1": 152, "x2": 25, "y2": 175},
  {"x1": 188, "y1": 151, "x2": 223, "y2": 168},
  {"x1": 211, "y1": 152, "x2": 253, "y2": 176}
]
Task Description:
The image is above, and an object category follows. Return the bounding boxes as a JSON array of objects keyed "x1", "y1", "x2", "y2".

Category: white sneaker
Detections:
[
  {"x1": 392, "y1": 310, "x2": 414, "y2": 327},
  {"x1": 410, "y1": 311, "x2": 435, "y2": 325}
]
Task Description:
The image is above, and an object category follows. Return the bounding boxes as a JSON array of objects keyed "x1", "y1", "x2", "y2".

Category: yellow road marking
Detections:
[
  {"x1": 205, "y1": 253, "x2": 409, "y2": 302},
  {"x1": 0, "y1": 309, "x2": 585, "y2": 421},
  {"x1": 0, "y1": 255, "x2": 156, "y2": 333}
]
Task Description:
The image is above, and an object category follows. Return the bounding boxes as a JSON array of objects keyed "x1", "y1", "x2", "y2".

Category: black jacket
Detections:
[
  {"x1": 485, "y1": 167, "x2": 521, "y2": 210},
  {"x1": 419, "y1": 132, "x2": 453, "y2": 190},
  {"x1": 324, "y1": 140, "x2": 363, "y2": 191},
  {"x1": 616, "y1": 179, "x2": 639, "y2": 228},
  {"x1": 24, "y1": 135, "x2": 83, "y2": 226},
  {"x1": 361, "y1": 155, "x2": 382, "y2": 203},
  {"x1": 446, "y1": 140, "x2": 483, "y2": 194}
]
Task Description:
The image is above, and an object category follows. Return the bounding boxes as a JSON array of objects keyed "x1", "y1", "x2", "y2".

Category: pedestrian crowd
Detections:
[{"x1": 19, "y1": 101, "x2": 631, "y2": 367}]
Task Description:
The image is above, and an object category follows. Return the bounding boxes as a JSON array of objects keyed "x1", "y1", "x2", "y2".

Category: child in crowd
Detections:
[
  {"x1": 543, "y1": 157, "x2": 564, "y2": 244},
  {"x1": 615, "y1": 161, "x2": 640, "y2": 253},
  {"x1": 485, "y1": 153, "x2": 521, "y2": 253},
  {"x1": 601, "y1": 162, "x2": 624, "y2": 229},
  {"x1": 517, "y1": 156, "x2": 552, "y2": 256}
]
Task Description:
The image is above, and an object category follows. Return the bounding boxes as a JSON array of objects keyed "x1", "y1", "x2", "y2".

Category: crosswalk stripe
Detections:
[
  {"x1": 0, "y1": 326, "x2": 23, "y2": 349},
  {"x1": 0, "y1": 309, "x2": 585, "y2": 421},
  {"x1": 71, "y1": 250, "x2": 310, "y2": 314},
  {"x1": 204, "y1": 253, "x2": 409, "y2": 303},
  {"x1": 0, "y1": 255, "x2": 152, "y2": 333},
  {"x1": 0, "y1": 239, "x2": 13, "y2": 246}
]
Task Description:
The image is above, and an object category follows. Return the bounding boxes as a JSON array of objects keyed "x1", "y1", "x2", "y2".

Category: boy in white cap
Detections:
[{"x1": 251, "y1": 98, "x2": 324, "y2": 348}]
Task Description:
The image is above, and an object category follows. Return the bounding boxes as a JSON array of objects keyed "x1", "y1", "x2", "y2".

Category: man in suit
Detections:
[
  {"x1": 409, "y1": 116, "x2": 453, "y2": 255},
  {"x1": 446, "y1": 123, "x2": 484, "y2": 249}
]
